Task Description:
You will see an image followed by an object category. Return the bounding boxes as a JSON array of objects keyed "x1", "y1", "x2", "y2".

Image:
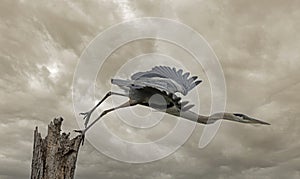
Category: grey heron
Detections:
[{"x1": 75, "y1": 66, "x2": 270, "y2": 142}]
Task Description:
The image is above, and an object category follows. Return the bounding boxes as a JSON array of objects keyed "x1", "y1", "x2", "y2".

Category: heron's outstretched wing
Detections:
[
  {"x1": 130, "y1": 66, "x2": 202, "y2": 95},
  {"x1": 111, "y1": 78, "x2": 185, "y2": 94},
  {"x1": 111, "y1": 77, "x2": 197, "y2": 111}
]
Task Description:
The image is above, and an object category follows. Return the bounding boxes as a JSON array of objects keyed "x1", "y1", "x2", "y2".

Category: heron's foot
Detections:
[
  {"x1": 74, "y1": 129, "x2": 86, "y2": 145},
  {"x1": 80, "y1": 110, "x2": 93, "y2": 128}
]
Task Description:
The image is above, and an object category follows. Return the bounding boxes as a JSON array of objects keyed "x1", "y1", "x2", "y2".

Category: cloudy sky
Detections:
[{"x1": 1, "y1": 0, "x2": 300, "y2": 178}]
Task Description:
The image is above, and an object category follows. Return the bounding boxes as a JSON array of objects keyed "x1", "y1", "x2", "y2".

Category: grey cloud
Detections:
[{"x1": 1, "y1": 0, "x2": 300, "y2": 179}]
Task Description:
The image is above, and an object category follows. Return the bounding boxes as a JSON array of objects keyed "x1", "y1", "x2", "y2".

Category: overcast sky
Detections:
[{"x1": 1, "y1": 0, "x2": 300, "y2": 178}]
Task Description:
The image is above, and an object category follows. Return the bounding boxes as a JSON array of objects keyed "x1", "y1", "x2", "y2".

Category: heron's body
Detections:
[
  {"x1": 128, "y1": 87, "x2": 194, "y2": 123},
  {"x1": 128, "y1": 87, "x2": 179, "y2": 110},
  {"x1": 76, "y1": 65, "x2": 270, "y2": 141}
]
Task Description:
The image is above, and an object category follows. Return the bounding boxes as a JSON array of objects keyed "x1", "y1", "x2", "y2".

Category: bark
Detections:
[{"x1": 31, "y1": 117, "x2": 82, "y2": 179}]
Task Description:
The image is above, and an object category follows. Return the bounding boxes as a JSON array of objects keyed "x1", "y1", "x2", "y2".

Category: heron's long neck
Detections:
[
  {"x1": 172, "y1": 110, "x2": 232, "y2": 124},
  {"x1": 168, "y1": 110, "x2": 210, "y2": 124},
  {"x1": 166, "y1": 110, "x2": 269, "y2": 125}
]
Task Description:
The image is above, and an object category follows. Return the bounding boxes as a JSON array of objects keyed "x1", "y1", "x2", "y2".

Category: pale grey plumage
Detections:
[
  {"x1": 75, "y1": 65, "x2": 270, "y2": 144},
  {"x1": 112, "y1": 66, "x2": 202, "y2": 95}
]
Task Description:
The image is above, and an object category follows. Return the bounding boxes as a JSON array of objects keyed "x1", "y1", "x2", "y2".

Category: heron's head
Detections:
[
  {"x1": 208, "y1": 113, "x2": 270, "y2": 125},
  {"x1": 231, "y1": 113, "x2": 270, "y2": 125}
]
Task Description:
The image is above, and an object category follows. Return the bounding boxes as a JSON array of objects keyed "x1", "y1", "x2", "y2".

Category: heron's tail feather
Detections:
[{"x1": 111, "y1": 78, "x2": 132, "y2": 86}]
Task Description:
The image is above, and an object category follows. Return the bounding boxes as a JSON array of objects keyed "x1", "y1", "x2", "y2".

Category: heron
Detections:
[{"x1": 75, "y1": 66, "x2": 270, "y2": 142}]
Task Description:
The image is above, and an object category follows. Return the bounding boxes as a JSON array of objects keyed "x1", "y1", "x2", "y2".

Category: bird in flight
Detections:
[{"x1": 75, "y1": 66, "x2": 270, "y2": 142}]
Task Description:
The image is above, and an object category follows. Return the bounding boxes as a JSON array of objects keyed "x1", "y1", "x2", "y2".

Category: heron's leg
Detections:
[
  {"x1": 80, "y1": 91, "x2": 128, "y2": 127},
  {"x1": 75, "y1": 100, "x2": 137, "y2": 145}
]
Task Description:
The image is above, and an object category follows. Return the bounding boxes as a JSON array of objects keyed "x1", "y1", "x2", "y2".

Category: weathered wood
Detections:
[{"x1": 31, "y1": 117, "x2": 82, "y2": 179}]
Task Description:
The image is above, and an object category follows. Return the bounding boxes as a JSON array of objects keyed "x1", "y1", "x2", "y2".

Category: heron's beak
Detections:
[{"x1": 248, "y1": 117, "x2": 270, "y2": 125}]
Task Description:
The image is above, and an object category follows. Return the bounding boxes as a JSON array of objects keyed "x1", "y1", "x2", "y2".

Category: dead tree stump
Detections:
[{"x1": 31, "y1": 117, "x2": 82, "y2": 179}]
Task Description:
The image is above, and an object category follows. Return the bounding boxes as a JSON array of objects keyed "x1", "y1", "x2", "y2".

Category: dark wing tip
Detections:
[
  {"x1": 195, "y1": 80, "x2": 202, "y2": 85},
  {"x1": 191, "y1": 76, "x2": 198, "y2": 80}
]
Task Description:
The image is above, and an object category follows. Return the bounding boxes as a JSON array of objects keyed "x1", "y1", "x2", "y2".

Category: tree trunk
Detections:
[{"x1": 31, "y1": 117, "x2": 82, "y2": 179}]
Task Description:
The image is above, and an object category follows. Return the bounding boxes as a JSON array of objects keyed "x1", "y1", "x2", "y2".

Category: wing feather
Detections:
[{"x1": 130, "y1": 66, "x2": 202, "y2": 95}]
